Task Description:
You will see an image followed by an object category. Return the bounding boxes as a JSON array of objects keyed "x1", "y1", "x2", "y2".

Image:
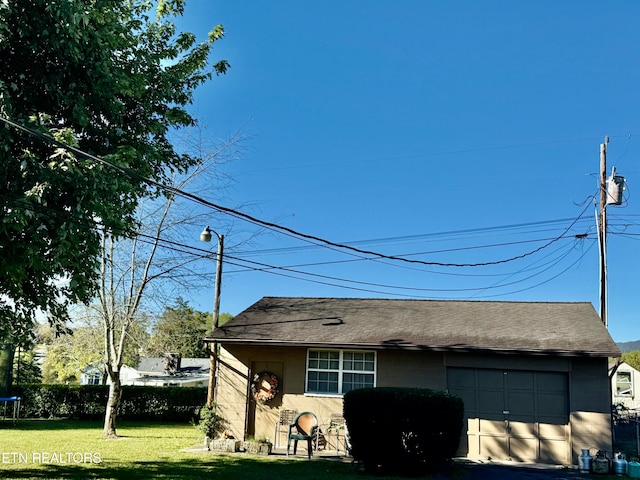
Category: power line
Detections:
[{"x1": 0, "y1": 115, "x2": 600, "y2": 269}]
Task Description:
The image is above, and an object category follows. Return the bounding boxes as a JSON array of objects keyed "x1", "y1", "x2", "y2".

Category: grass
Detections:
[{"x1": 0, "y1": 419, "x2": 377, "y2": 480}]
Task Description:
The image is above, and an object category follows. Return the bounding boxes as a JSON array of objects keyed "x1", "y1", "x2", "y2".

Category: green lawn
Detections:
[{"x1": 0, "y1": 419, "x2": 370, "y2": 480}]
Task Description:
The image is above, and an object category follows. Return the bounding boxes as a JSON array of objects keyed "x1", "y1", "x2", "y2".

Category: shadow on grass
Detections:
[
  {"x1": 0, "y1": 419, "x2": 189, "y2": 432},
  {"x1": 0, "y1": 419, "x2": 104, "y2": 431},
  {"x1": 2, "y1": 456, "x2": 363, "y2": 480}
]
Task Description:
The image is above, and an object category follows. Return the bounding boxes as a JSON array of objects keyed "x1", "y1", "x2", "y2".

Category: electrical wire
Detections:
[{"x1": 0, "y1": 115, "x2": 600, "y2": 269}]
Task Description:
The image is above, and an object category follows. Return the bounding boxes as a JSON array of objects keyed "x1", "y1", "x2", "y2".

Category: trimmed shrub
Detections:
[
  {"x1": 15, "y1": 384, "x2": 206, "y2": 422},
  {"x1": 344, "y1": 387, "x2": 464, "y2": 476}
]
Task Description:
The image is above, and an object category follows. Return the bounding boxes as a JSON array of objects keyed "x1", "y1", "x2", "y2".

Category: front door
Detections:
[{"x1": 247, "y1": 360, "x2": 284, "y2": 439}]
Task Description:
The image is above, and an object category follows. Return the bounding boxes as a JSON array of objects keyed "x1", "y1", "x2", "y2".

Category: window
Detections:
[
  {"x1": 306, "y1": 350, "x2": 376, "y2": 395},
  {"x1": 616, "y1": 371, "x2": 633, "y2": 396},
  {"x1": 86, "y1": 374, "x2": 101, "y2": 385}
]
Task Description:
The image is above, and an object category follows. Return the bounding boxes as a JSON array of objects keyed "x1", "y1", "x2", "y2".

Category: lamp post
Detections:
[{"x1": 200, "y1": 225, "x2": 224, "y2": 406}]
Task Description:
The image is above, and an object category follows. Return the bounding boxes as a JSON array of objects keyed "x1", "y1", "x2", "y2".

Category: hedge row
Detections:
[
  {"x1": 13, "y1": 384, "x2": 207, "y2": 422},
  {"x1": 344, "y1": 387, "x2": 464, "y2": 476}
]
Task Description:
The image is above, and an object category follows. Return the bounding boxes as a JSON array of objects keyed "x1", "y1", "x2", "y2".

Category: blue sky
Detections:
[{"x1": 173, "y1": 1, "x2": 640, "y2": 342}]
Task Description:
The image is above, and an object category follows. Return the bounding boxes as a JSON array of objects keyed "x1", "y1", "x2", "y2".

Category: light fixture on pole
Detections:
[{"x1": 200, "y1": 225, "x2": 224, "y2": 405}]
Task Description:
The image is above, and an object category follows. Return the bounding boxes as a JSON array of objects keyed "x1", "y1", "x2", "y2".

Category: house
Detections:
[
  {"x1": 118, "y1": 355, "x2": 209, "y2": 387},
  {"x1": 205, "y1": 297, "x2": 620, "y2": 465},
  {"x1": 611, "y1": 361, "x2": 640, "y2": 411},
  {"x1": 79, "y1": 363, "x2": 102, "y2": 385}
]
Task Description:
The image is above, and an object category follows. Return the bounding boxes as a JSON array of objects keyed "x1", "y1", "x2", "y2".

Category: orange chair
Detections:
[{"x1": 287, "y1": 411, "x2": 318, "y2": 459}]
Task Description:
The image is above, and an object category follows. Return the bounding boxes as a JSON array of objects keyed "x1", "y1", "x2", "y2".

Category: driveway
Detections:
[{"x1": 436, "y1": 460, "x2": 592, "y2": 480}]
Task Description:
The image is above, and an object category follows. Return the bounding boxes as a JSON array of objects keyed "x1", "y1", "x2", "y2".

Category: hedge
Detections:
[
  {"x1": 13, "y1": 384, "x2": 207, "y2": 422},
  {"x1": 344, "y1": 387, "x2": 464, "y2": 476}
]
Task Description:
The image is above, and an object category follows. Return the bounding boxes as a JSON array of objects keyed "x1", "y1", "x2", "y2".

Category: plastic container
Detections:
[
  {"x1": 628, "y1": 461, "x2": 640, "y2": 479},
  {"x1": 613, "y1": 453, "x2": 627, "y2": 475}
]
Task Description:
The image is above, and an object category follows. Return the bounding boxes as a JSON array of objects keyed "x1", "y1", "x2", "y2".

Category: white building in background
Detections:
[
  {"x1": 80, "y1": 354, "x2": 210, "y2": 387},
  {"x1": 611, "y1": 361, "x2": 640, "y2": 411}
]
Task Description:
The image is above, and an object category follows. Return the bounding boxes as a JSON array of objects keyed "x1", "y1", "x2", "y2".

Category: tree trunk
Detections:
[{"x1": 103, "y1": 371, "x2": 122, "y2": 438}]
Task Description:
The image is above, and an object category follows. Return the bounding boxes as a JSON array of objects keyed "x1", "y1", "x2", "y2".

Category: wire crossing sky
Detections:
[
  {"x1": 177, "y1": 2, "x2": 640, "y2": 342},
  {"x1": 11, "y1": 1, "x2": 640, "y2": 342}
]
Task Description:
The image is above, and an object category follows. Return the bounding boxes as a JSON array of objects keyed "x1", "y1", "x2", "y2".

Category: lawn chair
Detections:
[
  {"x1": 322, "y1": 413, "x2": 346, "y2": 454},
  {"x1": 274, "y1": 409, "x2": 297, "y2": 449},
  {"x1": 287, "y1": 411, "x2": 318, "y2": 459}
]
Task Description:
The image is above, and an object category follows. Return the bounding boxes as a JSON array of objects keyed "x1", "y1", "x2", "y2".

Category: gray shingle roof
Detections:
[{"x1": 206, "y1": 297, "x2": 620, "y2": 357}]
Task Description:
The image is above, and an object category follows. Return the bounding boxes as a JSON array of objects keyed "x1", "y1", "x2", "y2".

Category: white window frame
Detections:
[
  {"x1": 305, "y1": 349, "x2": 377, "y2": 396},
  {"x1": 616, "y1": 371, "x2": 633, "y2": 397}
]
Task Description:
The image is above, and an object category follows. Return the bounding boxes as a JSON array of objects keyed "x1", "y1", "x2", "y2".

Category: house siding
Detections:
[
  {"x1": 377, "y1": 350, "x2": 446, "y2": 389},
  {"x1": 217, "y1": 344, "x2": 612, "y2": 464}
]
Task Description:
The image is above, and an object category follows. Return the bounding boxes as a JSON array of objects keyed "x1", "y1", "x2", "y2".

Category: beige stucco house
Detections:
[{"x1": 205, "y1": 297, "x2": 620, "y2": 465}]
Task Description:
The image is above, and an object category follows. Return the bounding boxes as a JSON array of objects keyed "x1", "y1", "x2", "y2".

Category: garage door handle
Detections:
[{"x1": 505, "y1": 419, "x2": 512, "y2": 434}]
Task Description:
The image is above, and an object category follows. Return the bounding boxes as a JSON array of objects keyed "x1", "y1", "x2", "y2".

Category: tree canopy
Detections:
[
  {"x1": 148, "y1": 298, "x2": 211, "y2": 358},
  {"x1": 0, "y1": 0, "x2": 228, "y2": 343},
  {"x1": 622, "y1": 351, "x2": 640, "y2": 372}
]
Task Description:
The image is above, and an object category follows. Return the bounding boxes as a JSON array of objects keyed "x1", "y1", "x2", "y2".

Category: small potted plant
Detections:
[{"x1": 195, "y1": 404, "x2": 232, "y2": 451}]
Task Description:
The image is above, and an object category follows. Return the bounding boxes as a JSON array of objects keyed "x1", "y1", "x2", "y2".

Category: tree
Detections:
[
  {"x1": 39, "y1": 317, "x2": 148, "y2": 384},
  {"x1": 13, "y1": 348, "x2": 42, "y2": 385},
  {"x1": 622, "y1": 351, "x2": 640, "y2": 371},
  {"x1": 148, "y1": 298, "x2": 210, "y2": 358},
  {"x1": 0, "y1": 0, "x2": 229, "y2": 343}
]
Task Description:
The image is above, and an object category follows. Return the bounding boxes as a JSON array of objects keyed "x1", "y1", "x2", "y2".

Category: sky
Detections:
[{"x1": 168, "y1": 1, "x2": 640, "y2": 342}]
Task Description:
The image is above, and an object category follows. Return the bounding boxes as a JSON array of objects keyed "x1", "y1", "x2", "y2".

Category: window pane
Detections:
[
  {"x1": 343, "y1": 373, "x2": 374, "y2": 393},
  {"x1": 309, "y1": 351, "x2": 339, "y2": 370},
  {"x1": 617, "y1": 371, "x2": 633, "y2": 396},
  {"x1": 307, "y1": 371, "x2": 339, "y2": 393},
  {"x1": 343, "y1": 351, "x2": 375, "y2": 372}
]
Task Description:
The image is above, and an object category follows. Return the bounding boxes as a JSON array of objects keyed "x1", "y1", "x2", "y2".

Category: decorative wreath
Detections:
[{"x1": 251, "y1": 371, "x2": 279, "y2": 404}]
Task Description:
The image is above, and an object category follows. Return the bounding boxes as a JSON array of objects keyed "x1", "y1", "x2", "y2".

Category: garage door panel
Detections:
[
  {"x1": 478, "y1": 390, "x2": 504, "y2": 414},
  {"x1": 447, "y1": 367, "x2": 569, "y2": 465},
  {"x1": 540, "y1": 438, "x2": 569, "y2": 464},
  {"x1": 539, "y1": 423, "x2": 567, "y2": 439},
  {"x1": 478, "y1": 369, "x2": 504, "y2": 388},
  {"x1": 538, "y1": 393, "x2": 568, "y2": 416},
  {"x1": 479, "y1": 435, "x2": 507, "y2": 459},
  {"x1": 537, "y1": 372, "x2": 567, "y2": 392},
  {"x1": 509, "y1": 437, "x2": 537, "y2": 462},
  {"x1": 479, "y1": 419, "x2": 506, "y2": 434},
  {"x1": 509, "y1": 420, "x2": 537, "y2": 436},
  {"x1": 448, "y1": 368, "x2": 476, "y2": 387},
  {"x1": 452, "y1": 389, "x2": 477, "y2": 412},
  {"x1": 507, "y1": 371, "x2": 535, "y2": 390},
  {"x1": 508, "y1": 391, "x2": 535, "y2": 415}
]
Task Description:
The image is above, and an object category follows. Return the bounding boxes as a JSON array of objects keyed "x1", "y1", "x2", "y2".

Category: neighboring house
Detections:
[
  {"x1": 118, "y1": 355, "x2": 209, "y2": 387},
  {"x1": 205, "y1": 297, "x2": 620, "y2": 466},
  {"x1": 79, "y1": 364, "x2": 102, "y2": 385},
  {"x1": 610, "y1": 361, "x2": 640, "y2": 410}
]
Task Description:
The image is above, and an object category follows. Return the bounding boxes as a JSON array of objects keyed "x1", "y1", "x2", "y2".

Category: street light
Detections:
[{"x1": 200, "y1": 225, "x2": 224, "y2": 406}]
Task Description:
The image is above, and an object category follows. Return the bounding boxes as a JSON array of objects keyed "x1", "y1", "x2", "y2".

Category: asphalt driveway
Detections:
[{"x1": 437, "y1": 460, "x2": 593, "y2": 480}]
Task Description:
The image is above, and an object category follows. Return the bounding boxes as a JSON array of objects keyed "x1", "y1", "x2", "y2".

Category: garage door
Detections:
[{"x1": 447, "y1": 367, "x2": 569, "y2": 464}]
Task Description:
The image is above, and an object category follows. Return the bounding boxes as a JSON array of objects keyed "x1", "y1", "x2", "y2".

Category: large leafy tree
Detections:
[
  {"x1": 147, "y1": 298, "x2": 231, "y2": 358},
  {"x1": 0, "y1": 0, "x2": 228, "y2": 344},
  {"x1": 622, "y1": 351, "x2": 640, "y2": 372}
]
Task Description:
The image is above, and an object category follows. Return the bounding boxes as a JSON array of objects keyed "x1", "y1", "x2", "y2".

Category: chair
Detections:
[
  {"x1": 274, "y1": 409, "x2": 298, "y2": 449},
  {"x1": 323, "y1": 413, "x2": 346, "y2": 454},
  {"x1": 287, "y1": 411, "x2": 318, "y2": 459}
]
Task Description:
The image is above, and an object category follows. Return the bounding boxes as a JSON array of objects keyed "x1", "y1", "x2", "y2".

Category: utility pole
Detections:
[
  {"x1": 598, "y1": 137, "x2": 608, "y2": 327},
  {"x1": 200, "y1": 226, "x2": 224, "y2": 406}
]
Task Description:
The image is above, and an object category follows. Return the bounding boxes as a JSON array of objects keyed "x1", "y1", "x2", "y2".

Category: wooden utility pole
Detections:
[{"x1": 598, "y1": 137, "x2": 609, "y2": 327}]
